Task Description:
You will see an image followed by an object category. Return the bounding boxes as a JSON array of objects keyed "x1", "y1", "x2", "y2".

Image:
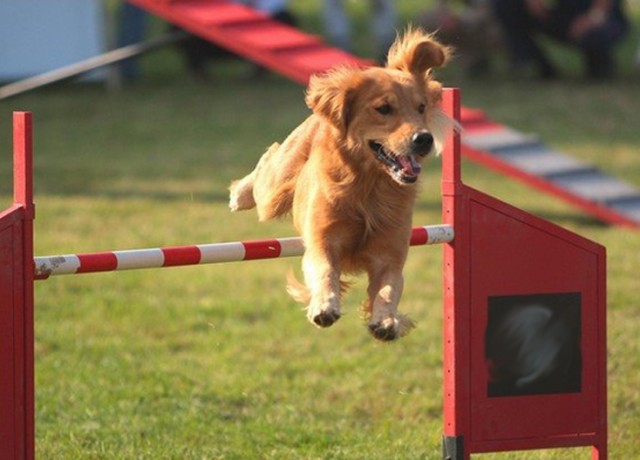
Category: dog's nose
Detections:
[{"x1": 411, "y1": 130, "x2": 434, "y2": 155}]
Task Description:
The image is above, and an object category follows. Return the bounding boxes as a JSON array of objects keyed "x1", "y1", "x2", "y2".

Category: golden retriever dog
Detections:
[{"x1": 229, "y1": 28, "x2": 451, "y2": 341}]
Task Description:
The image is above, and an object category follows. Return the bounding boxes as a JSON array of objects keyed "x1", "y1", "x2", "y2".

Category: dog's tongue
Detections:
[{"x1": 398, "y1": 155, "x2": 421, "y2": 176}]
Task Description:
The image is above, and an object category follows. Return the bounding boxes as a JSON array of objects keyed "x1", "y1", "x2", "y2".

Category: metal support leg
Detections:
[{"x1": 442, "y1": 435, "x2": 465, "y2": 460}]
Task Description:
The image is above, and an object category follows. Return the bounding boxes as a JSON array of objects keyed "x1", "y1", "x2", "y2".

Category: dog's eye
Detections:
[
  {"x1": 418, "y1": 103, "x2": 426, "y2": 114},
  {"x1": 375, "y1": 103, "x2": 393, "y2": 115}
]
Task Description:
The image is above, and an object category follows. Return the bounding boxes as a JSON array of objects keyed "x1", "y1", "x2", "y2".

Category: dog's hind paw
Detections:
[
  {"x1": 368, "y1": 315, "x2": 416, "y2": 341},
  {"x1": 228, "y1": 179, "x2": 256, "y2": 212},
  {"x1": 228, "y1": 192, "x2": 252, "y2": 212},
  {"x1": 229, "y1": 195, "x2": 241, "y2": 212}
]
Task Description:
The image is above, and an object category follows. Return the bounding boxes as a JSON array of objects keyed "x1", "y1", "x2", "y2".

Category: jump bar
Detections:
[{"x1": 34, "y1": 224, "x2": 454, "y2": 279}]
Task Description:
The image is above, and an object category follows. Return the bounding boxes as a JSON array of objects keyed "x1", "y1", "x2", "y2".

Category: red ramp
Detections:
[{"x1": 126, "y1": 0, "x2": 373, "y2": 83}]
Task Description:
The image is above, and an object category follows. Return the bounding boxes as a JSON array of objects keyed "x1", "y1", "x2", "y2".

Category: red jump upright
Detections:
[
  {"x1": 0, "y1": 113, "x2": 35, "y2": 460},
  {"x1": 441, "y1": 89, "x2": 607, "y2": 459}
]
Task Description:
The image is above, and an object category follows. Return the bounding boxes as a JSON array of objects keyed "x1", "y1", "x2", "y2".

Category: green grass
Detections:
[{"x1": 2, "y1": 1, "x2": 640, "y2": 458}]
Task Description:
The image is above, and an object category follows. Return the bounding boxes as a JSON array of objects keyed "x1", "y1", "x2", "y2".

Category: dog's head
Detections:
[{"x1": 305, "y1": 28, "x2": 451, "y2": 186}]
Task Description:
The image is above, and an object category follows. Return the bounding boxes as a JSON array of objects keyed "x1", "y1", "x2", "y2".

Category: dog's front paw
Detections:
[
  {"x1": 311, "y1": 309, "x2": 341, "y2": 328},
  {"x1": 368, "y1": 315, "x2": 415, "y2": 341},
  {"x1": 307, "y1": 301, "x2": 341, "y2": 328}
]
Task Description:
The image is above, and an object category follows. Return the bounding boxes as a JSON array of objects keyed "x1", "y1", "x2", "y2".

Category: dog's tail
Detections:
[
  {"x1": 257, "y1": 181, "x2": 295, "y2": 221},
  {"x1": 286, "y1": 270, "x2": 351, "y2": 304}
]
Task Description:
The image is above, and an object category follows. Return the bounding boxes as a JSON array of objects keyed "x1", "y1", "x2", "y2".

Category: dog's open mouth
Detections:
[{"x1": 368, "y1": 141, "x2": 422, "y2": 184}]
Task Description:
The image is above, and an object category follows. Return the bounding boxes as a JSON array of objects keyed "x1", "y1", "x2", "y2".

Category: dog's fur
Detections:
[{"x1": 229, "y1": 29, "x2": 451, "y2": 341}]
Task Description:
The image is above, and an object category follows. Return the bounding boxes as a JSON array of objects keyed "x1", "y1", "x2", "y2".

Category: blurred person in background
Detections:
[
  {"x1": 322, "y1": 0, "x2": 397, "y2": 62},
  {"x1": 417, "y1": 0, "x2": 501, "y2": 77},
  {"x1": 492, "y1": 0, "x2": 629, "y2": 80},
  {"x1": 117, "y1": 2, "x2": 147, "y2": 81}
]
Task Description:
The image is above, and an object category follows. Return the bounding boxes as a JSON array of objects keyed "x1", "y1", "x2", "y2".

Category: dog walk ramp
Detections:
[
  {"x1": 460, "y1": 108, "x2": 640, "y2": 227},
  {"x1": 126, "y1": 0, "x2": 372, "y2": 84}
]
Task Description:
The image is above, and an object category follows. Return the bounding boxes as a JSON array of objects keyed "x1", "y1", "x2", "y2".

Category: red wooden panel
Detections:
[
  {"x1": 0, "y1": 217, "x2": 19, "y2": 459},
  {"x1": 0, "y1": 111, "x2": 35, "y2": 460},
  {"x1": 466, "y1": 189, "x2": 603, "y2": 443}
]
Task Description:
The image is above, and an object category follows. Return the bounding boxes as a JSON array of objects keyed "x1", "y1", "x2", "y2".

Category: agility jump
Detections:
[
  {"x1": 0, "y1": 89, "x2": 607, "y2": 459},
  {"x1": 33, "y1": 224, "x2": 453, "y2": 279}
]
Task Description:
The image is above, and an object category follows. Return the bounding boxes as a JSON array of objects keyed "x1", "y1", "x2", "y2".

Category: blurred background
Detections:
[{"x1": 1, "y1": 1, "x2": 639, "y2": 459}]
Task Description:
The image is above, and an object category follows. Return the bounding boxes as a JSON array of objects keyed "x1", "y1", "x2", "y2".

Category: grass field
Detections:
[{"x1": 1, "y1": 1, "x2": 639, "y2": 458}]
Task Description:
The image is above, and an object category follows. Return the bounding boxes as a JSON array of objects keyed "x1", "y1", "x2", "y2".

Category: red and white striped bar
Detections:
[{"x1": 34, "y1": 224, "x2": 454, "y2": 279}]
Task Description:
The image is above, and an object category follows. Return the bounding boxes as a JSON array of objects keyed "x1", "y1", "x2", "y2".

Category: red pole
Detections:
[
  {"x1": 0, "y1": 112, "x2": 35, "y2": 460},
  {"x1": 441, "y1": 88, "x2": 471, "y2": 460},
  {"x1": 17, "y1": 111, "x2": 35, "y2": 460}
]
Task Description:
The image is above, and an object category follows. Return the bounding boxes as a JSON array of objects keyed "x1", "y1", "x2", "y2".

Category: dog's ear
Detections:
[
  {"x1": 386, "y1": 27, "x2": 450, "y2": 76},
  {"x1": 305, "y1": 66, "x2": 362, "y2": 132}
]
